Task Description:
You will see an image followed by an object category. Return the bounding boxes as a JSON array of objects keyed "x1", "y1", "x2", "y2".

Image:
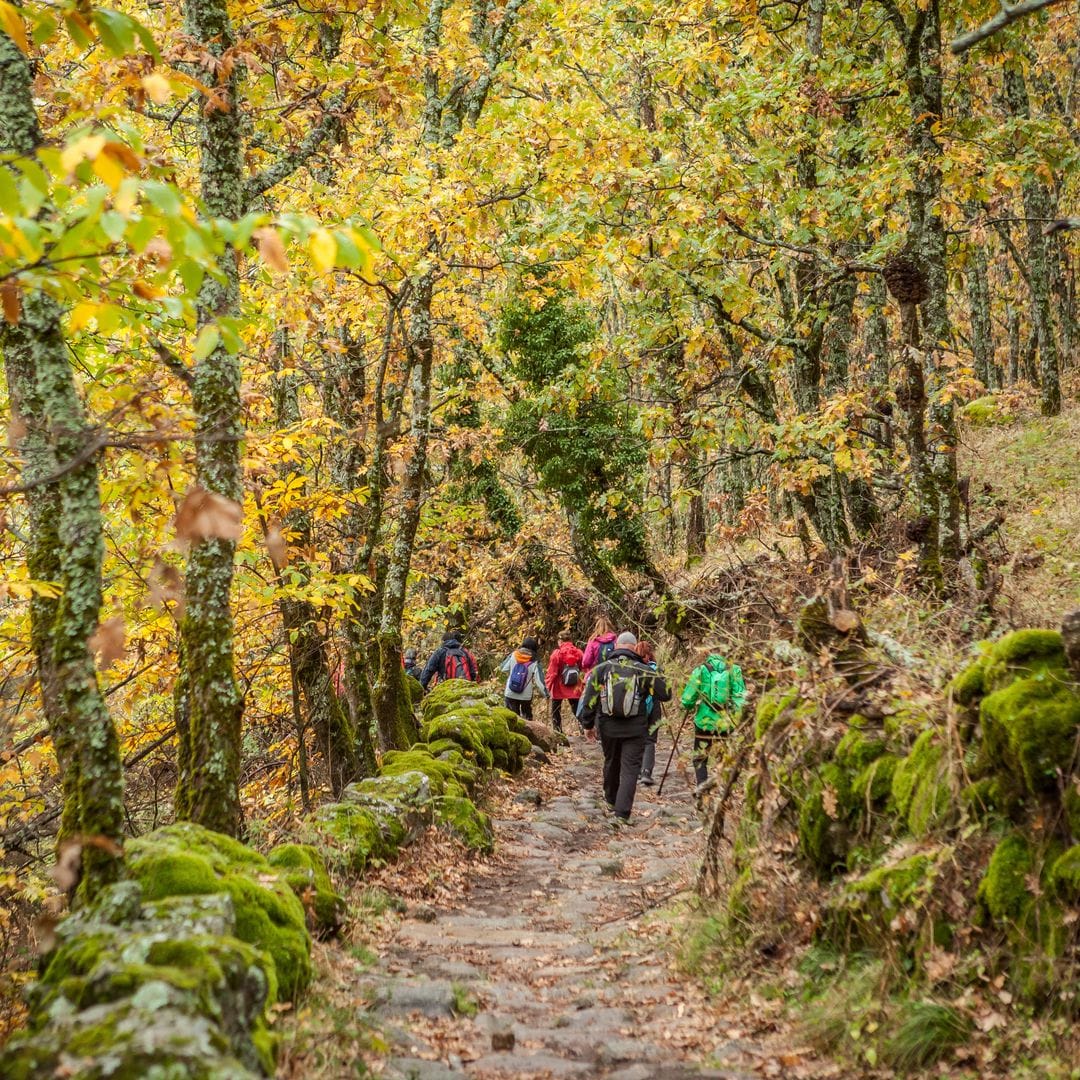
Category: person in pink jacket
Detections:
[
  {"x1": 545, "y1": 630, "x2": 584, "y2": 733},
  {"x1": 581, "y1": 616, "x2": 618, "y2": 673}
]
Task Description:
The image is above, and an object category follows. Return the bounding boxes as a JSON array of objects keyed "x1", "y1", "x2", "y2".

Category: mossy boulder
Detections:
[
  {"x1": 962, "y1": 394, "x2": 1014, "y2": 426},
  {"x1": 851, "y1": 754, "x2": 899, "y2": 809},
  {"x1": 979, "y1": 834, "x2": 1034, "y2": 922},
  {"x1": 422, "y1": 714, "x2": 496, "y2": 770},
  {"x1": 126, "y1": 824, "x2": 311, "y2": 1002},
  {"x1": 378, "y1": 750, "x2": 475, "y2": 798},
  {"x1": 0, "y1": 882, "x2": 274, "y2": 1079},
  {"x1": 0, "y1": 1000, "x2": 260, "y2": 1079},
  {"x1": 823, "y1": 848, "x2": 947, "y2": 949},
  {"x1": 420, "y1": 679, "x2": 502, "y2": 723},
  {"x1": 266, "y1": 844, "x2": 344, "y2": 937},
  {"x1": 436, "y1": 795, "x2": 495, "y2": 852},
  {"x1": 798, "y1": 763, "x2": 852, "y2": 877},
  {"x1": 1047, "y1": 845, "x2": 1080, "y2": 904},
  {"x1": 753, "y1": 688, "x2": 802, "y2": 739},
  {"x1": 890, "y1": 730, "x2": 951, "y2": 837},
  {"x1": 979, "y1": 671, "x2": 1080, "y2": 797},
  {"x1": 307, "y1": 800, "x2": 403, "y2": 876}
]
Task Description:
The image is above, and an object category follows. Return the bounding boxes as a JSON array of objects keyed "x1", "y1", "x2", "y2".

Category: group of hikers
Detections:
[{"x1": 401, "y1": 618, "x2": 745, "y2": 823}]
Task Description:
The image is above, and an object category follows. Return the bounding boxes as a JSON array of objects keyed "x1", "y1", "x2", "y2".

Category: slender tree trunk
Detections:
[
  {"x1": 373, "y1": 276, "x2": 433, "y2": 750},
  {"x1": 967, "y1": 229, "x2": 996, "y2": 389},
  {"x1": 1004, "y1": 64, "x2": 1063, "y2": 417},
  {"x1": 0, "y1": 32, "x2": 124, "y2": 896},
  {"x1": 174, "y1": 0, "x2": 245, "y2": 835},
  {"x1": 685, "y1": 452, "x2": 707, "y2": 564},
  {"x1": 896, "y1": 0, "x2": 960, "y2": 573},
  {"x1": 271, "y1": 335, "x2": 369, "y2": 791}
]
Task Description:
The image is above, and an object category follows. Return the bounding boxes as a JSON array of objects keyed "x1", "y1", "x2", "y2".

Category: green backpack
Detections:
[{"x1": 700, "y1": 660, "x2": 746, "y2": 719}]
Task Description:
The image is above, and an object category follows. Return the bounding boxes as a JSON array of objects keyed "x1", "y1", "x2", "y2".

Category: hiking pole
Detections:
[{"x1": 657, "y1": 708, "x2": 693, "y2": 797}]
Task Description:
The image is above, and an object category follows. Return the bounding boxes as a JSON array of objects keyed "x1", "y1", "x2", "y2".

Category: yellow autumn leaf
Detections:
[
  {"x1": 60, "y1": 133, "x2": 106, "y2": 175},
  {"x1": 69, "y1": 302, "x2": 98, "y2": 333},
  {"x1": 309, "y1": 228, "x2": 337, "y2": 272},
  {"x1": 0, "y1": 1, "x2": 28, "y2": 53},
  {"x1": 92, "y1": 150, "x2": 125, "y2": 191},
  {"x1": 142, "y1": 72, "x2": 172, "y2": 105}
]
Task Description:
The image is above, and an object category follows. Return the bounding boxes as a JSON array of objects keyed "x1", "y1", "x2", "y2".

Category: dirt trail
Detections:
[{"x1": 348, "y1": 735, "x2": 806, "y2": 1080}]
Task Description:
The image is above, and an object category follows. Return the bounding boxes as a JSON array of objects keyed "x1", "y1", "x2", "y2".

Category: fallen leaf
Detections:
[
  {"x1": 829, "y1": 608, "x2": 859, "y2": 633},
  {"x1": 141, "y1": 71, "x2": 171, "y2": 104},
  {"x1": 265, "y1": 523, "x2": 287, "y2": 568},
  {"x1": 148, "y1": 556, "x2": 185, "y2": 618}
]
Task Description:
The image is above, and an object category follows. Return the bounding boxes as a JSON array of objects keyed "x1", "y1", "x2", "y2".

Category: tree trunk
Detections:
[
  {"x1": 1004, "y1": 64, "x2": 1063, "y2": 417},
  {"x1": 271, "y1": 336, "x2": 370, "y2": 791},
  {"x1": 967, "y1": 228, "x2": 996, "y2": 389},
  {"x1": 174, "y1": 0, "x2": 245, "y2": 835},
  {"x1": 373, "y1": 275, "x2": 434, "y2": 750},
  {"x1": 896, "y1": 0, "x2": 960, "y2": 575},
  {"x1": 685, "y1": 452, "x2": 707, "y2": 564},
  {"x1": 0, "y1": 31, "x2": 124, "y2": 897}
]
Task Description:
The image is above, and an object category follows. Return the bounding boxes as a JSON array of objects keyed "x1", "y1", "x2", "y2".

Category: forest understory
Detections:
[{"x1": 2, "y1": 0, "x2": 1080, "y2": 1076}]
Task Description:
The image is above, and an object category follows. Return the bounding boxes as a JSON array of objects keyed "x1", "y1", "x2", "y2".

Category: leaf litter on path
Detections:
[{"x1": 278, "y1": 734, "x2": 845, "y2": 1079}]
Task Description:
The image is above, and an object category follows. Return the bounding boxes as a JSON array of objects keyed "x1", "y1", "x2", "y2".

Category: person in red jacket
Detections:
[{"x1": 545, "y1": 629, "x2": 584, "y2": 733}]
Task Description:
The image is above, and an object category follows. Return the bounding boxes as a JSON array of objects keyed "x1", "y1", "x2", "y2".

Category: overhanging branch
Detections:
[{"x1": 950, "y1": 0, "x2": 1066, "y2": 54}]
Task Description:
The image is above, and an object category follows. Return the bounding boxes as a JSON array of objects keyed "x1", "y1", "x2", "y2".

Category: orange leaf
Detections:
[
  {"x1": 253, "y1": 226, "x2": 288, "y2": 273},
  {"x1": 1, "y1": 279, "x2": 20, "y2": 325}
]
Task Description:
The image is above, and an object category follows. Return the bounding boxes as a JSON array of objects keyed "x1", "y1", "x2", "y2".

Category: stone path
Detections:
[{"x1": 357, "y1": 735, "x2": 768, "y2": 1080}]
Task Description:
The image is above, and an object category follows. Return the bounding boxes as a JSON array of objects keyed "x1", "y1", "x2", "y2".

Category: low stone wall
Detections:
[{"x1": 0, "y1": 678, "x2": 540, "y2": 1078}]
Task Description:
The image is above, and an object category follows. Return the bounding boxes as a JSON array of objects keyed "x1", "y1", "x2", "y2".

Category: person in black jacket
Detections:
[
  {"x1": 577, "y1": 631, "x2": 671, "y2": 821},
  {"x1": 419, "y1": 632, "x2": 478, "y2": 690}
]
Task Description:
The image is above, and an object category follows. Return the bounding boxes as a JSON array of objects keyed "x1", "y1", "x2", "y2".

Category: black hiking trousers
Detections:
[
  {"x1": 505, "y1": 697, "x2": 533, "y2": 720},
  {"x1": 599, "y1": 731, "x2": 646, "y2": 819}
]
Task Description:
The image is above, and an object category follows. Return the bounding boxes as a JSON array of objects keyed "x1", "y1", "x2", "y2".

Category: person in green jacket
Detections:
[{"x1": 679, "y1": 652, "x2": 747, "y2": 786}]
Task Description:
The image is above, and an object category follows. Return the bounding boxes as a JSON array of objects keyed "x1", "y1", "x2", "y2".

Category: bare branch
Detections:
[{"x1": 950, "y1": 0, "x2": 1066, "y2": 55}]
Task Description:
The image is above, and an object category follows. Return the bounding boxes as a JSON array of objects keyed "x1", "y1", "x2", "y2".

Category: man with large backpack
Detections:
[
  {"x1": 499, "y1": 636, "x2": 548, "y2": 719},
  {"x1": 577, "y1": 631, "x2": 671, "y2": 821},
  {"x1": 679, "y1": 651, "x2": 747, "y2": 786},
  {"x1": 419, "y1": 631, "x2": 479, "y2": 690}
]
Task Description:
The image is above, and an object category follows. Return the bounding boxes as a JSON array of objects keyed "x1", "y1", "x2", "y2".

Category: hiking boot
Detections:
[
  {"x1": 639, "y1": 772, "x2": 655, "y2": 787},
  {"x1": 604, "y1": 800, "x2": 616, "y2": 813}
]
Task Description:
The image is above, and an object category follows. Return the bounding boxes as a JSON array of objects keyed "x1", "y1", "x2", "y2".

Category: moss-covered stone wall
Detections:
[
  {"x1": 1, "y1": 677, "x2": 537, "y2": 1077},
  {"x1": 720, "y1": 629, "x2": 1080, "y2": 1017}
]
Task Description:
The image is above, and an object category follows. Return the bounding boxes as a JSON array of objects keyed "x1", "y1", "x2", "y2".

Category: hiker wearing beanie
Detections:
[
  {"x1": 546, "y1": 629, "x2": 584, "y2": 733},
  {"x1": 403, "y1": 647, "x2": 421, "y2": 682},
  {"x1": 577, "y1": 631, "x2": 671, "y2": 821},
  {"x1": 499, "y1": 636, "x2": 549, "y2": 719}
]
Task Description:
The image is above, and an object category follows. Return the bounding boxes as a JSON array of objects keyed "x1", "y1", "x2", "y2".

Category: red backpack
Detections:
[{"x1": 442, "y1": 646, "x2": 477, "y2": 682}]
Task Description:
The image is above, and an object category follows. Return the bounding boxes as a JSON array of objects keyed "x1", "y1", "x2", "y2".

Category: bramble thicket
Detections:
[{"x1": 1, "y1": 0, "x2": 1079, "y2": 1076}]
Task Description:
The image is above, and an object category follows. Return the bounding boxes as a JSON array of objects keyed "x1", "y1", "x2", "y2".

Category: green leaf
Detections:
[{"x1": 192, "y1": 325, "x2": 221, "y2": 362}]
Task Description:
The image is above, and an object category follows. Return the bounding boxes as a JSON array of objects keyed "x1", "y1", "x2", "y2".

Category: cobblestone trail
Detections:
[{"x1": 359, "y1": 736, "x2": 771, "y2": 1080}]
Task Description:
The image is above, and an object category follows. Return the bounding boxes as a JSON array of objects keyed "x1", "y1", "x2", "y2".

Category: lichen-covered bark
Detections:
[
  {"x1": 373, "y1": 275, "x2": 433, "y2": 750},
  {"x1": 0, "y1": 31, "x2": 124, "y2": 895},
  {"x1": 173, "y1": 0, "x2": 244, "y2": 834}
]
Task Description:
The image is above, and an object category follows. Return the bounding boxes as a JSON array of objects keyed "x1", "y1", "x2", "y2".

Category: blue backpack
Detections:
[
  {"x1": 598, "y1": 638, "x2": 616, "y2": 663},
  {"x1": 508, "y1": 659, "x2": 531, "y2": 694}
]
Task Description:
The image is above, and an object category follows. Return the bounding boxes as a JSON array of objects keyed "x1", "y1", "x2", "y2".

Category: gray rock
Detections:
[
  {"x1": 386, "y1": 1056, "x2": 463, "y2": 1079},
  {"x1": 514, "y1": 788, "x2": 543, "y2": 806}
]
